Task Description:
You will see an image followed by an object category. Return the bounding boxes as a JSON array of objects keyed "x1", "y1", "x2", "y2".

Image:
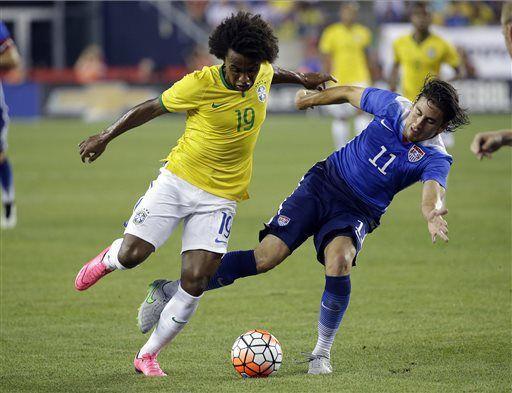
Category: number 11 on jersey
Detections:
[{"x1": 369, "y1": 145, "x2": 396, "y2": 175}]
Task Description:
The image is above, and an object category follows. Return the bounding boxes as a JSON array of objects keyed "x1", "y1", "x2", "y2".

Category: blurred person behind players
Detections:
[
  {"x1": 470, "y1": 2, "x2": 512, "y2": 159},
  {"x1": 0, "y1": 21, "x2": 21, "y2": 229},
  {"x1": 389, "y1": 2, "x2": 464, "y2": 148},
  {"x1": 318, "y1": 2, "x2": 375, "y2": 149}
]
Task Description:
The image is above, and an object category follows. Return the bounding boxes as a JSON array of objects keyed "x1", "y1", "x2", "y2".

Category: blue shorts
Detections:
[{"x1": 259, "y1": 160, "x2": 380, "y2": 264}]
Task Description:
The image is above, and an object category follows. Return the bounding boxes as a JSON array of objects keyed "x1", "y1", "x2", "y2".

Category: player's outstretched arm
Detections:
[
  {"x1": 470, "y1": 130, "x2": 512, "y2": 160},
  {"x1": 421, "y1": 180, "x2": 449, "y2": 243},
  {"x1": 294, "y1": 86, "x2": 365, "y2": 111},
  {"x1": 271, "y1": 65, "x2": 337, "y2": 90},
  {"x1": 79, "y1": 98, "x2": 166, "y2": 163}
]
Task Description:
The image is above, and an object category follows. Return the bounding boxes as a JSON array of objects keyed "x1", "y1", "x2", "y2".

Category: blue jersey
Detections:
[{"x1": 327, "y1": 87, "x2": 452, "y2": 216}]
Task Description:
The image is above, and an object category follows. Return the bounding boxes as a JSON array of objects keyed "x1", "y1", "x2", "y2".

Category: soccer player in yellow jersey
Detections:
[
  {"x1": 73, "y1": 12, "x2": 334, "y2": 377},
  {"x1": 319, "y1": 2, "x2": 374, "y2": 148},
  {"x1": 389, "y1": 2, "x2": 463, "y2": 147}
]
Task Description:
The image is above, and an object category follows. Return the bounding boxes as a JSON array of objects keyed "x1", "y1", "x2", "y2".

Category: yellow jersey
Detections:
[
  {"x1": 160, "y1": 62, "x2": 274, "y2": 202},
  {"x1": 319, "y1": 23, "x2": 372, "y2": 85},
  {"x1": 393, "y1": 33, "x2": 460, "y2": 101}
]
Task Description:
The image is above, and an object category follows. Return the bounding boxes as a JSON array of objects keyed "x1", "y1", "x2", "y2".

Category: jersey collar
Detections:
[{"x1": 219, "y1": 65, "x2": 238, "y2": 91}]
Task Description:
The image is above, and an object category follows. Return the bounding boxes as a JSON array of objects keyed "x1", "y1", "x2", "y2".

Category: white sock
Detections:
[
  {"x1": 354, "y1": 113, "x2": 371, "y2": 135},
  {"x1": 139, "y1": 284, "x2": 201, "y2": 355},
  {"x1": 332, "y1": 119, "x2": 349, "y2": 150},
  {"x1": 102, "y1": 238, "x2": 126, "y2": 270}
]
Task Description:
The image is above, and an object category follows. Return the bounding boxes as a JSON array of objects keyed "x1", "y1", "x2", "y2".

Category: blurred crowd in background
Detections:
[{"x1": 0, "y1": 0, "x2": 505, "y2": 85}]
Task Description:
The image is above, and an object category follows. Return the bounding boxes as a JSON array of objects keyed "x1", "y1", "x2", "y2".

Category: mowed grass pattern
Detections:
[{"x1": 1, "y1": 113, "x2": 510, "y2": 392}]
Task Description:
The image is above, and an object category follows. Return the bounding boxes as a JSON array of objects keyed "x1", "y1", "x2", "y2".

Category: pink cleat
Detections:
[
  {"x1": 134, "y1": 353, "x2": 167, "y2": 377},
  {"x1": 74, "y1": 247, "x2": 112, "y2": 291}
]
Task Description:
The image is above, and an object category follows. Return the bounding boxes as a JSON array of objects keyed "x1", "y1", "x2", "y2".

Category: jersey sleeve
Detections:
[
  {"x1": 361, "y1": 87, "x2": 411, "y2": 134},
  {"x1": 442, "y1": 40, "x2": 461, "y2": 68},
  {"x1": 360, "y1": 87, "x2": 402, "y2": 117},
  {"x1": 421, "y1": 156, "x2": 452, "y2": 189},
  {"x1": 160, "y1": 70, "x2": 209, "y2": 113}
]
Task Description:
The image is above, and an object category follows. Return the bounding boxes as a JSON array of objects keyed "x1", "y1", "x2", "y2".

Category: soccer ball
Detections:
[{"x1": 231, "y1": 329, "x2": 282, "y2": 378}]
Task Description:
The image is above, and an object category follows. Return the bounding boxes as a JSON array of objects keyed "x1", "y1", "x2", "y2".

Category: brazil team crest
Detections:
[
  {"x1": 133, "y1": 208, "x2": 149, "y2": 225},
  {"x1": 408, "y1": 145, "x2": 425, "y2": 163},
  {"x1": 257, "y1": 85, "x2": 267, "y2": 102}
]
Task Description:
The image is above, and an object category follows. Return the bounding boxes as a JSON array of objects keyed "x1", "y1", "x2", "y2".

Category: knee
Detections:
[
  {"x1": 117, "y1": 240, "x2": 153, "y2": 269},
  {"x1": 254, "y1": 235, "x2": 290, "y2": 273},
  {"x1": 181, "y1": 268, "x2": 209, "y2": 292},
  {"x1": 181, "y1": 259, "x2": 219, "y2": 296},
  {"x1": 324, "y1": 244, "x2": 355, "y2": 277}
]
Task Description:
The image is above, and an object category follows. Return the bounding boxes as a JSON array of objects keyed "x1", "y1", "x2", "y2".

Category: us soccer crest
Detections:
[
  {"x1": 133, "y1": 208, "x2": 149, "y2": 225},
  {"x1": 277, "y1": 215, "x2": 290, "y2": 227},
  {"x1": 408, "y1": 145, "x2": 425, "y2": 163},
  {"x1": 257, "y1": 85, "x2": 267, "y2": 102}
]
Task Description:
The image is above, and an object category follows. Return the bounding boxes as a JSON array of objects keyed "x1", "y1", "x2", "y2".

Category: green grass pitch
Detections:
[{"x1": 1, "y1": 113, "x2": 510, "y2": 392}]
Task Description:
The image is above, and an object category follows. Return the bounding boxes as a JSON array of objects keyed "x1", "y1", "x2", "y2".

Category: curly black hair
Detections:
[
  {"x1": 415, "y1": 77, "x2": 470, "y2": 132},
  {"x1": 208, "y1": 11, "x2": 279, "y2": 63}
]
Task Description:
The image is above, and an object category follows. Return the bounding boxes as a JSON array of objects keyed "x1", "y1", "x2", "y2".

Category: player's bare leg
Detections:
[
  {"x1": 135, "y1": 250, "x2": 221, "y2": 376},
  {"x1": 308, "y1": 235, "x2": 355, "y2": 375},
  {"x1": 137, "y1": 234, "x2": 290, "y2": 333},
  {"x1": 74, "y1": 234, "x2": 154, "y2": 291}
]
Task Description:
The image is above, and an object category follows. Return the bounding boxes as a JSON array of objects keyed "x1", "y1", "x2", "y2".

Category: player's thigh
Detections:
[
  {"x1": 260, "y1": 178, "x2": 322, "y2": 256},
  {"x1": 124, "y1": 169, "x2": 185, "y2": 250},
  {"x1": 323, "y1": 236, "x2": 356, "y2": 276},
  {"x1": 181, "y1": 199, "x2": 237, "y2": 255},
  {"x1": 314, "y1": 213, "x2": 371, "y2": 271}
]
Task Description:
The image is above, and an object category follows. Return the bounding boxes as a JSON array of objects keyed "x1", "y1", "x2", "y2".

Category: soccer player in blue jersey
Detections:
[
  {"x1": 0, "y1": 21, "x2": 20, "y2": 229},
  {"x1": 138, "y1": 78, "x2": 469, "y2": 374}
]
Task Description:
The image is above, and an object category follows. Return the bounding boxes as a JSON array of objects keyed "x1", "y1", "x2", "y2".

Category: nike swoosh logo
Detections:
[
  {"x1": 171, "y1": 316, "x2": 187, "y2": 324},
  {"x1": 321, "y1": 301, "x2": 339, "y2": 312},
  {"x1": 211, "y1": 103, "x2": 225, "y2": 108},
  {"x1": 214, "y1": 238, "x2": 227, "y2": 244},
  {"x1": 380, "y1": 119, "x2": 393, "y2": 132},
  {"x1": 145, "y1": 285, "x2": 158, "y2": 304}
]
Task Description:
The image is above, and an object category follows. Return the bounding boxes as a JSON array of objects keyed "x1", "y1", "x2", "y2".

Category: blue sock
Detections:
[
  {"x1": 0, "y1": 159, "x2": 14, "y2": 204},
  {"x1": 312, "y1": 275, "x2": 351, "y2": 358},
  {"x1": 206, "y1": 250, "x2": 257, "y2": 290}
]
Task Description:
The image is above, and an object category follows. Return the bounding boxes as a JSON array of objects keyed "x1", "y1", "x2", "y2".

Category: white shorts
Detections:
[
  {"x1": 124, "y1": 168, "x2": 237, "y2": 254},
  {"x1": 322, "y1": 81, "x2": 370, "y2": 119}
]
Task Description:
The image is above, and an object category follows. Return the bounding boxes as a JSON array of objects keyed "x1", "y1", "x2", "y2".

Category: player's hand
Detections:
[
  {"x1": 79, "y1": 133, "x2": 108, "y2": 163},
  {"x1": 300, "y1": 73, "x2": 337, "y2": 91},
  {"x1": 294, "y1": 89, "x2": 317, "y2": 110},
  {"x1": 426, "y1": 208, "x2": 449, "y2": 243},
  {"x1": 470, "y1": 131, "x2": 505, "y2": 160}
]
